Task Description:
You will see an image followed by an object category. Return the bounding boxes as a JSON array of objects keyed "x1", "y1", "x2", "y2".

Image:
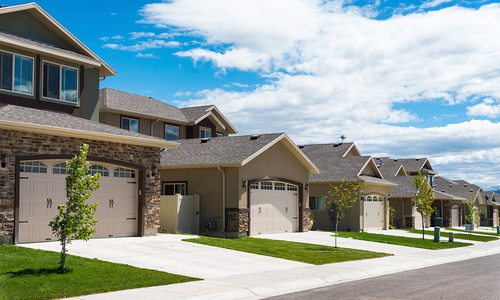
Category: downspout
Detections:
[
  {"x1": 217, "y1": 166, "x2": 226, "y2": 232},
  {"x1": 151, "y1": 118, "x2": 160, "y2": 136}
]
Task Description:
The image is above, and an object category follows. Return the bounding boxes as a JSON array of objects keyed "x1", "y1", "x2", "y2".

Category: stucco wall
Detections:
[{"x1": 0, "y1": 129, "x2": 161, "y2": 243}]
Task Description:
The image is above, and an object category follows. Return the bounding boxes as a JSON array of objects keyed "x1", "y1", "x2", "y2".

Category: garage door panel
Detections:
[{"x1": 364, "y1": 201, "x2": 384, "y2": 230}]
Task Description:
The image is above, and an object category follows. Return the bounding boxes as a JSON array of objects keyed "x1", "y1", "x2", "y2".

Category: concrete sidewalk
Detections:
[{"x1": 60, "y1": 231, "x2": 500, "y2": 300}]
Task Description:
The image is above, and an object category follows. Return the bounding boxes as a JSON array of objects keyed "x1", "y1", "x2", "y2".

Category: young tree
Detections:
[
  {"x1": 49, "y1": 144, "x2": 101, "y2": 272},
  {"x1": 464, "y1": 192, "x2": 480, "y2": 235},
  {"x1": 412, "y1": 172, "x2": 435, "y2": 240},
  {"x1": 327, "y1": 178, "x2": 366, "y2": 247}
]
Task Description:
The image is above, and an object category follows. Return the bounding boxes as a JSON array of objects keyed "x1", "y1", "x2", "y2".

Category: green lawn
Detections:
[
  {"x1": 445, "y1": 228, "x2": 500, "y2": 237},
  {"x1": 184, "y1": 237, "x2": 390, "y2": 265},
  {"x1": 0, "y1": 245, "x2": 199, "y2": 300},
  {"x1": 405, "y1": 229, "x2": 498, "y2": 242},
  {"x1": 336, "y1": 232, "x2": 472, "y2": 250}
]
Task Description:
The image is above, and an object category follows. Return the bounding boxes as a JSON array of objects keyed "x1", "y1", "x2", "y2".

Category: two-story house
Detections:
[{"x1": 0, "y1": 3, "x2": 177, "y2": 244}]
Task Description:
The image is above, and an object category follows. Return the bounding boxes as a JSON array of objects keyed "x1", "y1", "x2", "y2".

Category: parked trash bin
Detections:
[
  {"x1": 448, "y1": 232, "x2": 454, "y2": 243},
  {"x1": 434, "y1": 227, "x2": 441, "y2": 242},
  {"x1": 497, "y1": 226, "x2": 500, "y2": 234},
  {"x1": 433, "y1": 217, "x2": 443, "y2": 227}
]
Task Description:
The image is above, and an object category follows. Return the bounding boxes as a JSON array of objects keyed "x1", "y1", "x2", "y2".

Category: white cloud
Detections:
[
  {"x1": 129, "y1": 32, "x2": 157, "y2": 39},
  {"x1": 467, "y1": 98, "x2": 500, "y2": 118},
  {"x1": 135, "y1": 53, "x2": 160, "y2": 58},
  {"x1": 99, "y1": 35, "x2": 123, "y2": 42},
  {"x1": 420, "y1": 0, "x2": 454, "y2": 9},
  {"x1": 142, "y1": 1, "x2": 500, "y2": 186},
  {"x1": 103, "y1": 40, "x2": 180, "y2": 51}
]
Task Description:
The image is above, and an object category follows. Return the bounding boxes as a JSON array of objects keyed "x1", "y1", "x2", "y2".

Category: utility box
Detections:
[
  {"x1": 434, "y1": 227, "x2": 441, "y2": 242},
  {"x1": 448, "y1": 232, "x2": 454, "y2": 243},
  {"x1": 160, "y1": 194, "x2": 200, "y2": 234}
]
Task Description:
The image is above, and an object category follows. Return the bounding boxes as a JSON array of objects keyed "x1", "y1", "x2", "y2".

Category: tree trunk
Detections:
[
  {"x1": 334, "y1": 212, "x2": 339, "y2": 248},
  {"x1": 59, "y1": 237, "x2": 66, "y2": 272},
  {"x1": 421, "y1": 213, "x2": 425, "y2": 240}
]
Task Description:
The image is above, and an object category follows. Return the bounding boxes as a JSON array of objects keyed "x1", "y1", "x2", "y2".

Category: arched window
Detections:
[
  {"x1": 114, "y1": 167, "x2": 135, "y2": 178},
  {"x1": 366, "y1": 196, "x2": 372, "y2": 202},
  {"x1": 53, "y1": 162, "x2": 67, "y2": 174},
  {"x1": 20, "y1": 161, "x2": 47, "y2": 173},
  {"x1": 89, "y1": 165, "x2": 109, "y2": 176}
]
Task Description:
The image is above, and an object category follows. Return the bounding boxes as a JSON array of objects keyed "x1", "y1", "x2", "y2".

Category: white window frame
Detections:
[
  {"x1": 41, "y1": 59, "x2": 79, "y2": 106},
  {"x1": 0, "y1": 49, "x2": 35, "y2": 96},
  {"x1": 199, "y1": 126, "x2": 212, "y2": 138},
  {"x1": 163, "y1": 182, "x2": 187, "y2": 195},
  {"x1": 121, "y1": 116, "x2": 140, "y2": 133}
]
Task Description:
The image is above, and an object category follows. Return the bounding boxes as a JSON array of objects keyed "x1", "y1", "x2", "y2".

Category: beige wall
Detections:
[
  {"x1": 310, "y1": 182, "x2": 390, "y2": 232},
  {"x1": 99, "y1": 112, "x2": 188, "y2": 139},
  {"x1": 238, "y1": 142, "x2": 310, "y2": 209}
]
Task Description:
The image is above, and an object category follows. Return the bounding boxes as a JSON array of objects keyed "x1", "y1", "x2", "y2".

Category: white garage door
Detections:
[
  {"x1": 18, "y1": 160, "x2": 138, "y2": 243},
  {"x1": 363, "y1": 195, "x2": 385, "y2": 230},
  {"x1": 250, "y1": 181, "x2": 299, "y2": 235}
]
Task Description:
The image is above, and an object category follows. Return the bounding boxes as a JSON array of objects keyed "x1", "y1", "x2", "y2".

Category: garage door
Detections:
[
  {"x1": 250, "y1": 181, "x2": 299, "y2": 235},
  {"x1": 18, "y1": 160, "x2": 138, "y2": 243},
  {"x1": 363, "y1": 195, "x2": 385, "y2": 230}
]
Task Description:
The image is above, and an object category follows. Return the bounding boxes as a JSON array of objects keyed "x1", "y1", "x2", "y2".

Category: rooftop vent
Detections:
[
  {"x1": 200, "y1": 138, "x2": 210, "y2": 143},
  {"x1": 332, "y1": 143, "x2": 342, "y2": 147},
  {"x1": 415, "y1": 159, "x2": 420, "y2": 161},
  {"x1": 250, "y1": 134, "x2": 260, "y2": 140},
  {"x1": 393, "y1": 159, "x2": 398, "y2": 162},
  {"x1": 298, "y1": 145, "x2": 304, "y2": 149}
]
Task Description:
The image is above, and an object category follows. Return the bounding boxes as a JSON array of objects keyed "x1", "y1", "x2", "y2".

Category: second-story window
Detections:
[
  {"x1": 0, "y1": 50, "x2": 34, "y2": 96},
  {"x1": 200, "y1": 126, "x2": 212, "y2": 138},
  {"x1": 216, "y1": 132, "x2": 224, "y2": 137},
  {"x1": 121, "y1": 116, "x2": 139, "y2": 133},
  {"x1": 43, "y1": 61, "x2": 79, "y2": 104},
  {"x1": 165, "y1": 124, "x2": 180, "y2": 140}
]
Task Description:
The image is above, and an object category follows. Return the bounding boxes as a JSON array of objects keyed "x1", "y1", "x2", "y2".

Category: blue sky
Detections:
[{"x1": 5, "y1": 0, "x2": 500, "y2": 187}]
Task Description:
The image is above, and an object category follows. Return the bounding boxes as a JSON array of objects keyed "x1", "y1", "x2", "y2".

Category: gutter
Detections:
[{"x1": 217, "y1": 166, "x2": 226, "y2": 232}]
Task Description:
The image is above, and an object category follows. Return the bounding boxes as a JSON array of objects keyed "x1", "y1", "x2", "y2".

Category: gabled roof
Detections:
[
  {"x1": 160, "y1": 133, "x2": 319, "y2": 173},
  {"x1": 99, "y1": 88, "x2": 188, "y2": 124},
  {"x1": 376, "y1": 157, "x2": 432, "y2": 175},
  {"x1": 0, "y1": 104, "x2": 177, "y2": 148},
  {"x1": 301, "y1": 144, "x2": 394, "y2": 185},
  {"x1": 99, "y1": 89, "x2": 237, "y2": 133},
  {"x1": 0, "y1": 3, "x2": 115, "y2": 76},
  {"x1": 180, "y1": 105, "x2": 237, "y2": 134},
  {"x1": 388, "y1": 175, "x2": 466, "y2": 201},
  {"x1": 435, "y1": 177, "x2": 483, "y2": 203},
  {"x1": 375, "y1": 157, "x2": 408, "y2": 178},
  {"x1": 481, "y1": 191, "x2": 498, "y2": 206}
]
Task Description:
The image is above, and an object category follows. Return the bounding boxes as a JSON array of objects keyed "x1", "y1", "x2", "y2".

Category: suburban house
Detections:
[
  {"x1": 435, "y1": 177, "x2": 483, "y2": 227},
  {"x1": 301, "y1": 143, "x2": 396, "y2": 232},
  {"x1": 376, "y1": 157, "x2": 466, "y2": 228},
  {"x1": 0, "y1": 3, "x2": 178, "y2": 244},
  {"x1": 480, "y1": 191, "x2": 499, "y2": 227},
  {"x1": 160, "y1": 133, "x2": 319, "y2": 237},
  {"x1": 99, "y1": 88, "x2": 237, "y2": 140}
]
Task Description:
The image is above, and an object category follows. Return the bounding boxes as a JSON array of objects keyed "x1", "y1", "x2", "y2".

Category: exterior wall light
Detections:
[
  {"x1": 0, "y1": 155, "x2": 6, "y2": 169},
  {"x1": 242, "y1": 180, "x2": 247, "y2": 188}
]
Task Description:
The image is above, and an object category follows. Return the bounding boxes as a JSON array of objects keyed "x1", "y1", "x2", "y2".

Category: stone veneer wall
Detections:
[
  {"x1": 0, "y1": 129, "x2": 161, "y2": 243},
  {"x1": 226, "y1": 208, "x2": 249, "y2": 233},
  {"x1": 302, "y1": 207, "x2": 311, "y2": 232}
]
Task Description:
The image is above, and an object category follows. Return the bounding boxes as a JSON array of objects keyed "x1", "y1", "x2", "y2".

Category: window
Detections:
[
  {"x1": 89, "y1": 165, "x2": 109, "y2": 176},
  {"x1": 0, "y1": 51, "x2": 34, "y2": 95},
  {"x1": 163, "y1": 182, "x2": 186, "y2": 195},
  {"x1": 250, "y1": 182, "x2": 259, "y2": 189},
  {"x1": 42, "y1": 61, "x2": 78, "y2": 104},
  {"x1": 199, "y1": 126, "x2": 212, "y2": 138},
  {"x1": 287, "y1": 184, "x2": 298, "y2": 191},
  {"x1": 309, "y1": 196, "x2": 326, "y2": 211},
  {"x1": 274, "y1": 182, "x2": 286, "y2": 191},
  {"x1": 427, "y1": 174, "x2": 435, "y2": 187},
  {"x1": 165, "y1": 124, "x2": 180, "y2": 140},
  {"x1": 20, "y1": 161, "x2": 47, "y2": 173},
  {"x1": 53, "y1": 162, "x2": 68, "y2": 174},
  {"x1": 121, "y1": 117, "x2": 139, "y2": 133},
  {"x1": 216, "y1": 132, "x2": 224, "y2": 137},
  {"x1": 114, "y1": 167, "x2": 135, "y2": 178},
  {"x1": 260, "y1": 182, "x2": 273, "y2": 190}
]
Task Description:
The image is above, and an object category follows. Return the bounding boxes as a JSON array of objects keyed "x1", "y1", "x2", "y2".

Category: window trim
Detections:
[
  {"x1": 309, "y1": 195, "x2": 326, "y2": 211},
  {"x1": 162, "y1": 181, "x2": 188, "y2": 196},
  {"x1": 120, "y1": 115, "x2": 140, "y2": 133},
  {"x1": 41, "y1": 59, "x2": 80, "y2": 106},
  {"x1": 164, "y1": 123, "x2": 180, "y2": 141},
  {"x1": 0, "y1": 49, "x2": 35, "y2": 96},
  {"x1": 199, "y1": 126, "x2": 212, "y2": 138}
]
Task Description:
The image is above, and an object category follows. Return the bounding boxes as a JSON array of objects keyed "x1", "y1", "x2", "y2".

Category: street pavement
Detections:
[{"x1": 270, "y1": 253, "x2": 500, "y2": 300}]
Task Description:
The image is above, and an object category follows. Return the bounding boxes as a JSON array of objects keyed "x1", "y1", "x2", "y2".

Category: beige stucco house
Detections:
[
  {"x1": 301, "y1": 143, "x2": 396, "y2": 232},
  {"x1": 160, "y1": 133, "x2": 319, "y2": 237}
]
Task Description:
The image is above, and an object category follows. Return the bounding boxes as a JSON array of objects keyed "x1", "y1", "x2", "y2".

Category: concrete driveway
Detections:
[{"x1": 21, "y1": 234, "x2": 306, "y2": 280}]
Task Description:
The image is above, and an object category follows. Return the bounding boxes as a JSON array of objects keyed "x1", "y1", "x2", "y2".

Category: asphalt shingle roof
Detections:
[
  {"x1": 377, "y1": 157, "x2": 428, "y2": 174},
  {"x1": 99, "y1": 88, "x2": 188, "y2": 123},
  {"x1": 0, "y1": 104, "x2": 165, "y2": 142},
  {"x1": 375, "y1": 157, "x2": 406, "y2": 178},
  {"x1": 435, "y1": 177, "x2": 482, "y2": 201},
  {"x1": 388, "y1": 175, "x2": 465, "y2": 200},
  {"x1": 180, "y1": 105, "x2": 214, "y2": 123},
  {"x1": 301, "y1": 143, "x2": 389, "y2": 183},
  {"x1": 161, "y1": 133, "x2": 284, "y2": 166}
]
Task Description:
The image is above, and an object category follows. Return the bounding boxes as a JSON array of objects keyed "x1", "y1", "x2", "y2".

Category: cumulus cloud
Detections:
[
  {"x1": 103, "y1": 40, "x2": 180, "y2": 51},
  {"x1": 141, "y1": 0, "x2": 500, "y2": 186},
  {"x1": 135, "y1": 53, "x2": 160, "y2": 58},
  {"x1": 467, "y1": 98, "x2": 500, "y2": 118}
]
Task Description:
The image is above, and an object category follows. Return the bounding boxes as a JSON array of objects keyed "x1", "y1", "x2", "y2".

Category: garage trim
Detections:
[
  {"x1": 246, "y1": 176, "x2": 304, "y2": 235},
  {"x1": 14, "y1": 154, "x2": 146, "y2": 244}
]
